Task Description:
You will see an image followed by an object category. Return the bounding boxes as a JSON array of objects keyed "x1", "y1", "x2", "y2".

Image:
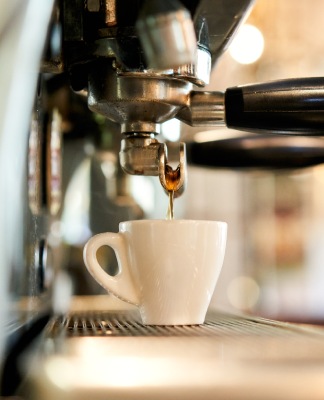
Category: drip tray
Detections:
[
  {"x1": 28, "y1": 304, "x2": 324, "y2": 400},
  {"x1": 46, "y1": 309, "x2": 321, "y2": 338}
]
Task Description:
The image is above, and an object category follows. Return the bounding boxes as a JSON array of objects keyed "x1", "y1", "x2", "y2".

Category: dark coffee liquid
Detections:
[
  {"x1": 164, "y1": 165, "x2": 180, "y2": 220},
  {"x1": 167, "y1": 190, "x2": 174, "y2": 220}
]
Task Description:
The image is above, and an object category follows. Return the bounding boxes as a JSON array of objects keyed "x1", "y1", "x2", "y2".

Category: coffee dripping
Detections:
[
  {"x1": 165, "y1": 165, "x2": 184, "y2": 219},
  {"x1": 159, "y1": 143, "x2": 187, "y2": 220},
  {"x1": 167, "y1": 187, "x2": 175, "y2": 220}
]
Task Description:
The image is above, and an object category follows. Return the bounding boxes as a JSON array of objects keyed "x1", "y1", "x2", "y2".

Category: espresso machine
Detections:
[{"x1": 3, "y1": 0, "x2": 324, "y2": 398}]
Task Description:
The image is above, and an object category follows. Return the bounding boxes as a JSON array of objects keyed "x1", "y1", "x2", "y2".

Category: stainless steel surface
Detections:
[
  {"x1": 45, "y1": 309, "x2": 321, "y2": 338},
  {"x1": 88, "y1": 62, "x2": 193, "y2": 133},
  {"x1": 27, "y1": 99, "x2": 63, "y2": 318},
  {"x1": 0, "y1": 0, "x2": 54, "y2": 369},
  {"x1": 195, "y1": 0, "x2": 256, "y2": 64},
  {"x1": 174, "y1": 47, "x2": 212, "y2": 86},
  {"x1": 136, "y1": 0, "x2": 197, "y2": 70},
  {"x1": 27, "y1": 307, "x2": 324, "y2": 400},
  {"x1": 178, "y1": 90, "x2": 225, "y2": 126},
  {"x1": 120, "y1": 137, "x2": 162, "y2": 176}
]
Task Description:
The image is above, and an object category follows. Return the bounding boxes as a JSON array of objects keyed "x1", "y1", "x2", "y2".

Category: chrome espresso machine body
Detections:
[{"x1": 3, "y1": 0, "x2": 324, "y2": 398}]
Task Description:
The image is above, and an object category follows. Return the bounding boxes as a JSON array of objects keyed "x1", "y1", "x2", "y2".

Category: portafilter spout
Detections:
[
  {"x1": 119, "y1": 135, "x2": 187, "y2": 198},
  {"x1": 159, "y1": 142, "x2": 187, "y2": 198}
]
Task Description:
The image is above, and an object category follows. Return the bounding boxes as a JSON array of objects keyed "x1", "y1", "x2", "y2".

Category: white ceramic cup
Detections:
[{"x1": 83, "y1": 220, "x2": 227, "y2": 325}]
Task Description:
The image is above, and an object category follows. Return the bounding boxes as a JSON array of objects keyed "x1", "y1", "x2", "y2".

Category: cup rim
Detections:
[{"x1": 120, "y1": 219, "x2": 227, "y2": 226}]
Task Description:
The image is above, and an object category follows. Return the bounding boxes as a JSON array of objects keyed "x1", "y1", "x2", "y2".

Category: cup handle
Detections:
[{"x1": 83, "y1": 232, "x2": 140, "y2": 305}]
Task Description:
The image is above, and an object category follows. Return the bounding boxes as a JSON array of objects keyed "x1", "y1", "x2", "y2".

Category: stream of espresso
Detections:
[
  {"x1": 164, "y1": 165, "x2": 180, "y2": 220},
  {"x1": 167, "y1": 190, "x2": 174, "y2": 220}
]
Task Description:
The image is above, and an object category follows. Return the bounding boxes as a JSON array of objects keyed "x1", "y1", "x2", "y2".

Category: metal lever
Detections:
[{"x1": 159, "y1": 142, "x2": 187, "y2": 198}]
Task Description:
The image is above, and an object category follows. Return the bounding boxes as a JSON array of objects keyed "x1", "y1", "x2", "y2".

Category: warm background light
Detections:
[{"x1": 229, "y1": 24, "x2": 264, "y2": 65}]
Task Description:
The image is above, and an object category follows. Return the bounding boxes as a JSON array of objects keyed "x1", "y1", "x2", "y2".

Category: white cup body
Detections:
[{"x1": 84, "y1": 220, "x2": 227, "y2": 325}]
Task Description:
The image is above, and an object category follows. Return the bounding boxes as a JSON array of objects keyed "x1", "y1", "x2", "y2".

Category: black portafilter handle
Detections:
[
  {"x1": 187, "y1": 77, "x2": 324, "y2": 169},
  {"x1": 225, "y1": 77, "x2": 324, "y2": 134}
]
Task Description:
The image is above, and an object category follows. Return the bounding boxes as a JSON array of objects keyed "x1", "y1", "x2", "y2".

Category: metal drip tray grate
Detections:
[
  {"x1": 46, "y1": 309, "x2": 323, "y2": 339},
  {"x1": 32, "y1": 309, "x2": 324, "y2": 400}
]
